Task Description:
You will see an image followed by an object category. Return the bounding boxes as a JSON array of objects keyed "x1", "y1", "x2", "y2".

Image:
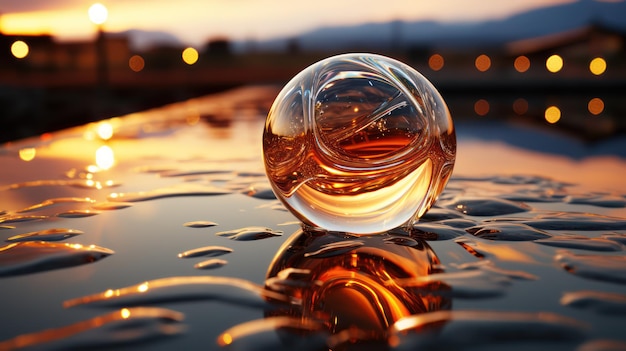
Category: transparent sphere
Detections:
[{"x1": 263, "y1": 53, "x2": 455, "y2": 234}]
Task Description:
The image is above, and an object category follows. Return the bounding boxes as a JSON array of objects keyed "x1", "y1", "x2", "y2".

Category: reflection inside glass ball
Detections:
[
  {"x1": 263, "y1": 53, "x2": 456, "y2": 234},
  {"x1": 264, "y1": 228, "x2": 451, "y2": 349}
]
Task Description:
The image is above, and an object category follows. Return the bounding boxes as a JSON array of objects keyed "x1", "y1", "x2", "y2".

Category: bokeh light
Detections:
[
  {"x1": 589, "y1": 57, "x2": 607, "y2": 76},
  {"x1": 95, "y1": 145, "x2": 115, "y2": 170},
  {"x1": 19, "y1": 148, "x2": 36, "y2": 161},
  {"x1": 11, "y1": 40, "x2": 29, "y2": 59},
  {"x1": 182, "y1": 47, "x2": 199, "y2": 65},
  {"x1": 475, "y1": 54, "x2": 491, "y2": 72},
  {"x1": 129, "y1": 55, "x2": 145, "y2": 72},
  {"x1": 513, "y1": 56, "x2": 530, "y2": 73},
  {"x1": 544, "y1": 106, "x2": 561, "y2": 124},
  {"x1": 474, "y1": 99, "x2": 490, "y2": 116},
  {"x1": 588, "y1": 98, "x2": 604, "y2": 115},
  {"x1": 546, "y1": 55, "x2": 563, "y2": 73},
  {"x1": 88, "y1": 3, "x2": 108, "y2": 25},
  {"x1": 96, "y1": 121, "x2": 114, "y2": 140},
  {"x1": 512, "y1": 98, "x2": 528, "y2": 115},
  {"x1": 428, "y1": 54, "x2": 444, "y2": 71}
]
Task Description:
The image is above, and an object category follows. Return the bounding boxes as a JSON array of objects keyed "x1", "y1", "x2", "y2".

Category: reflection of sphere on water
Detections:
[
  {"x1": 265, "y1": 229, "x2": 451, "y2": 350},
  {"x1": 263, "y1": 53, "x2": 456, "y2": 235}
]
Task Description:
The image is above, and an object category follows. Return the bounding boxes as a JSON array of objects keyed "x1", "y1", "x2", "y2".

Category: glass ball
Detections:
[{"x1": 263, "y1": 53, "x2": 455, "y2": 234}]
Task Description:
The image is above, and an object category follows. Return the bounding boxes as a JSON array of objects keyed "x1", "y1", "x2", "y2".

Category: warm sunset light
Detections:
[
  {"x1": 544, "y1": 106, "x2": 561, "y2": 124},
  {"x1": 475, "y1": 54, "x2": 491, "y2": 72},
  {"x1": 129, "y1": 55, "x2": 145, "y2": 72},
  {"x1": 428, "y1": 54, "x2": 444, "y2": 71},
  {"x1": 514, "y1": 56, "x2": 530, "y2": 72},
  {"x1": 95, "y1": 145, "x2": 115, "y2": 170},
  {"x1": 474, "y1": 99, "x2": 490, "y2": 116},
  {"x1": 121, "y1": 308, "x2": 131, "y2": 319},
  {"x1": 10, "y1": 41, "x2": 29, "y2": 59},
  {"x1": 182, "y1": 47, "x2": 199, "y2": 65},
  {"x1": 88, "y1": 3, "x2": 108, "y2": 25},
  {"x1": 589, "y1": 57, "x2": 607, "y2": 76},
  {"x1": 588, "y1": 98, "x2": 604, "y2": 115},
  {"x1": 512, "y1": 98, "x2": 528, "y2": 115},
  {"x1": 546, "y1": 54, "x2": 563, "y2": 73},
  {"x1": 97, "y1": 122, "x2": 114, "y2": 140}
]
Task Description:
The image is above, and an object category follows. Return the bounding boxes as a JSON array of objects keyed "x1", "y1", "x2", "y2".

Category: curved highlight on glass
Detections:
[{"x1": 263, "y1": 53, "x2": 456, "y2": 234}]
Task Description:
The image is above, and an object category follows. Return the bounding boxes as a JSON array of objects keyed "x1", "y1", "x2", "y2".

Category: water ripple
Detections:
[
  {"x1": 561, "y1": 290, "x2": 626, "y2": 315},
  {"x1": 6, "y1": 228, "x2": 83, "y2": 242},
  {"x1": 216, "y1": 227, "x2": 283, "y2": 241},
  {"x1": 555, "y1": 250, "x2": 626, "y2": 284},
  {"x1": 0, "y1": 307, "x2": 185, "y2": 351},
  {"x1": 63, "y1": 276, "x2": 293, "y2": 309},
  {"x1": 0, "y1": 242, "x2": 114, "y2": 277}
]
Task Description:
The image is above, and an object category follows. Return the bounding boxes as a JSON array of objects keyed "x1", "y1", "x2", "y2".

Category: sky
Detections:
[{"x1": 0, "y1": 0, "x2": 580, "y2": 46}]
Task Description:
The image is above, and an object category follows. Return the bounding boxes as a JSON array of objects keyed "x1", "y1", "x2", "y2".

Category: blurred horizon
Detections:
[
  {"x1": 1, "y1": 0, "x2": 625, "y2": 144},
  {"x1": 0, "y1": 0, "x2": 588, "y2": 47}
]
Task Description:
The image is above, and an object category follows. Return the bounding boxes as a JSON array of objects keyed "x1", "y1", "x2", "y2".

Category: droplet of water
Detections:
[
  {"x1": 564, "y1": 195, "x2": 626, "y2": 208},
  {"x1": 263, "y1": 53, "x2": 455, "y2": 234},
  {"x1": 518, "y1": 212, "x2": 626, "y2": 231},
  {"x1": 108, "y1": 184, "x2": 230, "y2": 202},
  {"x1": 601, "y1": 233, "x2": 626, "y2": 245},
  {"x1": 555, "y1": 250, "x2": 626, "y2": 284},
  {"x1": 410, "y1": 222, "x2": 466, "y2": 241},
  {"x1": 216, "y1": 227, "x2": 283, "y2": 241},
  {"x1": 177, "y1": 246, "x2": 233, "y2": 258},
  {"x1": 91, "y1": 202, "x2": 134, "y2": 210},
  {"x1": 420, "y1": 208, "x2": 465, "y2": 221},
  {"x1": 183, "y1": 221, "x2": 218, "y2": 228},
  {"x1": 0, "y1": 214, "x2": 47, "y2": 224},
  {"x1": 17, "y1": 197, "x2": 96, "y2": 213},
  {"x1": 561, "y1": 290, "x2": 626, "y2": 314},
  {"x1": 536, "y1": 236, "x2": 623, "y2": 251},
  {"x1": 0, "y1": 242, "x2": 114, "y2": 277},
  {"x1": 56, "y1": 209, "x2": 101, "y2": 218},
  {"x1": 444, "y1": 196, "x2": 531, "y2": 216},
  {"x1": 389, "y1": 310, "x2": 587, "y2": 350},
  {"x1": 466, "y1": 223, "x2": 551, "y2": 241},
  {"x1": 6, "y1": 228, "x2": 84, "y2": 242},
  {"x1": 194, "y1": 258, "x2": 227, "y2": 270},
  {"x1": 242, "y1": 184, "x2": 277, "y2": 199},
  {"x1": 0, "y1": 307, "x2": 185, "y2": 350},
  {"x1": 63, "y1": 276, "x2": 292, "y2": 309}
]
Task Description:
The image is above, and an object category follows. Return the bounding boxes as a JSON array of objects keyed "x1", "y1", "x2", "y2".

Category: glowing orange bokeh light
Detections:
[
  {"x1": 475, "y1": 54, "x2": 491, "y2": 72},
  {"x1": 546, "y1": 55, "x2": 563, "y2": 73},
  {"x1": 512, "y1": 98, "x2": 528, "y2": 115},
  {"x1": 428, "y1": 54, "x2": 444, "y2": 71},
  {"x1": 544, "y1": 106, "x2": 561, "y2": 124},
  {"x1": 182, "y1": 47, "x2": 199, "y2": 65},
  {"x1": 474, "y1": 99, "x2": 490, "y2": 116},
  {"x1": 129, "y1": 55, "x2": 145, "y2": 72},
  {"x1": 514, "y1": 56, "x2": 530, "y2": 72},
  {"x1": 588, "y1": 98, "x2": 604, "y2": 115},
  {"x1": 589, "y1": 57, "x2": 606, "y2": 76}
]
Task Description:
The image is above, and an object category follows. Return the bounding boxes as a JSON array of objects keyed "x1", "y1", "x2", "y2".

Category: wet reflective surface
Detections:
[{"x1": 1, "y1": 85, "x2": 625, "y2": 350}]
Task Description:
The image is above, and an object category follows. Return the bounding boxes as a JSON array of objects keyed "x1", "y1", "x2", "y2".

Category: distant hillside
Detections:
[{"x1": 248, "y1": 0, "x2": 626, "y2": 52}]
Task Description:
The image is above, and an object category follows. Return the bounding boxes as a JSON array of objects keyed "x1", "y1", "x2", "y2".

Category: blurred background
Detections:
[{"x1": 0, "y1": 0, "x2": 625, "y2": 144}]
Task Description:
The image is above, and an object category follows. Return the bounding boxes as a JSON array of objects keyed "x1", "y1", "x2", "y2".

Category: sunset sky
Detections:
[{"x1": 0, "y1": 0, "x2": 584, "y2": 46}]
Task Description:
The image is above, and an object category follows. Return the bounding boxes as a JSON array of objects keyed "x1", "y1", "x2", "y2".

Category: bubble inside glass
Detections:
[{"x1": 263, "y1": 53, "x2": 456, "y2": 234}]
